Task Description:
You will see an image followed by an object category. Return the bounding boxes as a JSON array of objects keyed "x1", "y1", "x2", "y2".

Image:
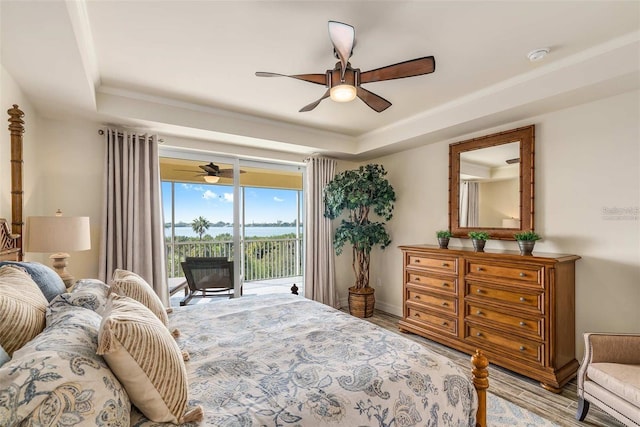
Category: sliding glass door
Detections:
[{"x1": 159, "y1": 150, "x2": 304, "y2": 300}]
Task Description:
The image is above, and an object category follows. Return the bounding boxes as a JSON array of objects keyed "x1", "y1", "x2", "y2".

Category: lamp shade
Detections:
[{"x1": 25, "y1": 216, "x2": 91, "y2": 253}]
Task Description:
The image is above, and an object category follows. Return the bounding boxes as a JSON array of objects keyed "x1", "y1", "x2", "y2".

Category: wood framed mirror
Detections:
[{"x1": 449, "y1": 125, "x2": 534, "y2": 240}]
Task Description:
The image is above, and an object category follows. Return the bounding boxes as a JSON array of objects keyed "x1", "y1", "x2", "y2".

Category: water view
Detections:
[{"x1": 165, "y1": 226, "x2": 300, "y2": 239}]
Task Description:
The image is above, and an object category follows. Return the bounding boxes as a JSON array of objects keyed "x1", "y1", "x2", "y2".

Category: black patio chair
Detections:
[{"x1": 180, "y1": 257, "x2": 235, "y2": 306}]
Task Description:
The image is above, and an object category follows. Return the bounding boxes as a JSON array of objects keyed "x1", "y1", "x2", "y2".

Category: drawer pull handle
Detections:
[
  {"x1": 442, "y1": 262, "x2": 449, "y2": 267},
  {"x1": 476, "y1": 310, "x2": 483, "y2": 315},
  {"x1": 442, "y1": 321, "x2": 448, "y2": 326},
  {"x1": 519, "y1": 272, "x2": 526, "y2": 277},
  {"x1": 415, "y1": 277, "x2": 421, "y2": 282},
  {"x1": 415, "y1": 259, "x2": 421, "y2": 263},
  {"x1": 441, "y1": 302, "x2": 448, "y2": 306},
  {"x1": 519, "y1": 297, "x2": 526, "y2": 302},
  {"x1": 414, "y1": 295, "x2": 421, "y2": 300},
  {"x1": 519, "y1": 321, "x2": 526, "y2": 327},
  {"x1": 519, "y1": 346, "x2": 526, "y2": 351},
  {"x1": 442, "y1": 282, "x2": 448, "y2": 287},
  {"x1": 476, "y1": 289, "x2": 484, "y2": 294},
  {"x1": 414, "y1": 313, "x2": 421, "y2": 318},
  {"x1": 476, "y1": 267, "x2": 483, "y2": 271},
  {"x1": 476, "y1": 332, "x2": 483, "y2": 337}
]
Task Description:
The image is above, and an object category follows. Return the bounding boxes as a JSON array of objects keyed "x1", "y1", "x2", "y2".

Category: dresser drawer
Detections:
[
  {"x1": 466, "y1": 260, "x2": 543, "y2": 285},
  {"x1": 466, "y1": 325, "x2": 543, "y2": 364},
  {"x1": 407, "y1": 306, "x2": 457, "y2": 335},
  {"x1": 466, "y1": 282, "x2": 543, "y2": 314},
  {"x1": 407, "y1": 288, "x2": 457, "y2": 315},
  {"x1": 466, "y1": 303, "x2": 543, "y2": 339},
  {"x1": 407, "y1": 272, "x2": 457, "y2": 294},
  {"x1": 407, "y1": 253, "x2": 457, "y2": 273}
]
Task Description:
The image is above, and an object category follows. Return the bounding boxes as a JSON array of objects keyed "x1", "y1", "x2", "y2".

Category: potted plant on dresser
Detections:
[
  {"x1": 436, "y1": 230, "x2": 452, "y2": 249},
  {"x1": 468, "y1": 231, "x2": 490, "y2": 252},
  {"x1": 514, "y1": 230, "x2": 541, "y2": 255},
  {"x1": 323, "y1": 164, "x2": 396, "y2": 318}
]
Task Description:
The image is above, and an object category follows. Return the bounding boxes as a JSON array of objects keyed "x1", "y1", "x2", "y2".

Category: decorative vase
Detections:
[
  {"x1": 472, "y1": 239, "x2": 486, "y2": 252},
  {"x1": 348, "y1": 286, "x2": 375, "y2": 318},
  {"x1": 517, "y1": 240, "x2": 535, "y2": 256},
  {"x1": 438, "y1": 237, "x2": 450, "y2": 249}
]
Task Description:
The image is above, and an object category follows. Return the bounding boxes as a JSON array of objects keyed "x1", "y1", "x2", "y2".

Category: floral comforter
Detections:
[{"x1": 132, "y1": 294, "x2": 477, "y2": 427}]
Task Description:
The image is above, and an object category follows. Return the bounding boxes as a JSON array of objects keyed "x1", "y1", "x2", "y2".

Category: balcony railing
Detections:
[{"x1": 165, "y1": 237, "x2": 303, "y2": 282}]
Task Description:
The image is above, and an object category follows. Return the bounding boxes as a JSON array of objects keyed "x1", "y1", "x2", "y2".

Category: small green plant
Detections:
[
  {"x1": 514, "y1": 230, "x2": 541, "y2": 241},
  {"x1": 468, "y1": 231, "x2": 490, "y2": 241},
  {"x1": 436, "y1": 230, "x2": 452, "y2": 238}
]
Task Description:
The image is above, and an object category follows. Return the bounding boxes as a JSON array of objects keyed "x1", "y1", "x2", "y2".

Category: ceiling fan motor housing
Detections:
[{"x1": 327, "y1": 64, "x2": 359, "y2": 88}]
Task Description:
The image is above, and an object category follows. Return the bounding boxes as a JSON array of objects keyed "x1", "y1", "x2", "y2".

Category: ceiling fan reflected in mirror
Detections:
[
  {"x1": 177, "y1": 162, "x2": 244, "y2": 183},
  {"x1": 256, "y1": 21, "x2": 436, "y2": 112}
]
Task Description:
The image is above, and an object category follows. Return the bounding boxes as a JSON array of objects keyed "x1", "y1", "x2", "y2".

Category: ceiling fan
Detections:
[
  {"x1": 256, "y1": 21, "x2": 436, "y2": 113},
  {"x1": 177, "y1": 162, "x2": 244, "y2": 183}
]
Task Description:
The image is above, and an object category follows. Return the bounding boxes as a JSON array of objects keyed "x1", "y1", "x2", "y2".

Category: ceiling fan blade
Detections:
[
  {"x1": 255, "y1": 71, "x2": 326, "y2": 85},
  {"x1": 328, "y1": 21, "x2": 355, "y2": 81},
  {"x1": 218, "y1": 169, "x2": 246, "y2": 178},
  {"x1": 360, "y1": 56, "x2": 435, "y2": 84},
  {"x1": 356, "y1": 87, "x2": 392, "y2": 112},
  {"x1": 299, "y1": 90, "x2": 330, "y2": 112}
]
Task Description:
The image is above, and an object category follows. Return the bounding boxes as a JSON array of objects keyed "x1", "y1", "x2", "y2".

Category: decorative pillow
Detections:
[
  {"x1": 0, "y1": 261, "x2": 66, "y2": 301},
  {"x1": 110, "y1": 269, "x2": 168, "y2": 325},
  {"x1": 0, "y1": 265, "x2": 48, "y2": 356},
  {"x1": 0, "y1": 344, "x2": 9, "y2": 367},
  {"x1": 97, "y1": 294, "x2": 202, "y2": 424},
  {"x1": 66, "y1": 279, "x2": 111, "y2": 314},
  {"x1": 0, "y1": 301, "x2": 130, "y2": 426}
]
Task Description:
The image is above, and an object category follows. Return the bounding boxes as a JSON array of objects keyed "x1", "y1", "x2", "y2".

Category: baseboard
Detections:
[{"x1": 338, "y1": 295, "x2": 401, "y2": 317}]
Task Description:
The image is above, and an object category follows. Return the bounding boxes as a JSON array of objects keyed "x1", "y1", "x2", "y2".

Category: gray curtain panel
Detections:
[
  {"x1": 98, "y1": 129, "x2": 169, "y2": 306},
  {"x1": 304, "y1": 157, "x2": 338, "y2": 308}
]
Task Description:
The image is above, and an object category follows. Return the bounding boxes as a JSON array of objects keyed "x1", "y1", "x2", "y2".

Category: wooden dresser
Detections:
[{"x1": 399, "y1": 245, "x2": 580, "y2": 392}]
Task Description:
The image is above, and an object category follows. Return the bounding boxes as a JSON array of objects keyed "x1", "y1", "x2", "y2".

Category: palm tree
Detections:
[{"x1": 191, "y1": 216, "x2": 211, "y2": 240}]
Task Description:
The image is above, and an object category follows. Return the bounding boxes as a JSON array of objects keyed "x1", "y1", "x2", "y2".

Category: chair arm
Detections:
[{"x1": 577, "y1": 333, "x2": 640, "y2": 393}]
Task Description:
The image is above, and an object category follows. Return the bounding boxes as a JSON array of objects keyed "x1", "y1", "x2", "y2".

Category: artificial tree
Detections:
[{"x1": 323, "y1": 164, "x2": 396, "y2": 316}]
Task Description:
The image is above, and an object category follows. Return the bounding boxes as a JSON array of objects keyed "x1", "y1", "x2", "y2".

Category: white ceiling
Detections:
[{"x1": 1, "y1": 1, "x2": 639, "y2": 160}]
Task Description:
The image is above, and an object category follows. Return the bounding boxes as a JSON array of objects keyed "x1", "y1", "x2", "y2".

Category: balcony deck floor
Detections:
[{"x1": 169, "y1": 276, "x2": 303, "y2": 307}]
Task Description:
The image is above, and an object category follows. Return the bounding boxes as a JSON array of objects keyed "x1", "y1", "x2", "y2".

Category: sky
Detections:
[{"x1": 162, "y1": 182, "x2": 300, "y2": 224}]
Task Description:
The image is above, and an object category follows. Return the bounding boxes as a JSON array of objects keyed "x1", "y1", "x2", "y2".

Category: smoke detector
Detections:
[{"x1": 527, "y1": 48, "x2": 550, "y2": 62}]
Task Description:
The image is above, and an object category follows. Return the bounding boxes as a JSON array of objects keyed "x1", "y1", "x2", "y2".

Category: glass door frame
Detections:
[{"x1": 159, "y1": 148, "x2": 306, "y2": 298}]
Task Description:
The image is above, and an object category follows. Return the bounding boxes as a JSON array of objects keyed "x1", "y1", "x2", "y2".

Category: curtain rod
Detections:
[{"x1": 98, "y1": 129, "x2": 164, "y2": 143}]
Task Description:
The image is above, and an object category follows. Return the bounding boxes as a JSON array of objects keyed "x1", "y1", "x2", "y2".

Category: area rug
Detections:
[{"x1": 488, "y1": 392, "x2": 560, "y2": 426}]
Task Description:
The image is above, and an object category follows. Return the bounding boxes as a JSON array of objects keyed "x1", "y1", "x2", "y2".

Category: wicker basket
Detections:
[{"x1": 348, "y1": 286, "x2": 375, "y2": 318}]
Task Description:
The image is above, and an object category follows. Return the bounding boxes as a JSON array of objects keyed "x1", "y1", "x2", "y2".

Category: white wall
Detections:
[{"x1": 360, "y1": 90, "x2": 639, "y2": 357}]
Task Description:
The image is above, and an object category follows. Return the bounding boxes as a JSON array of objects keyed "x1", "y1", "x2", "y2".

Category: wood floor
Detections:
[{"x1": 362, "y1": 309, "x2": 625, "y2": 427}]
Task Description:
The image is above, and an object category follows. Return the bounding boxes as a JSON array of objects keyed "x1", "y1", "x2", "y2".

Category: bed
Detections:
[{"x1": 0, "y1": 104, "x2": 488, "y2": 426}]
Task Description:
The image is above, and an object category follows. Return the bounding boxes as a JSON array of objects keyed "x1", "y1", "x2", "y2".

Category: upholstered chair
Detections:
[{"x1": 576, "y1": 332, "x2": 640, "y2": 425}]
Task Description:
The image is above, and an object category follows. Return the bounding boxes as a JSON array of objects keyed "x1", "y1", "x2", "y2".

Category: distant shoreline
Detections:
[{"x1": 165, "y1": 225, "x2": 301, "y2": 238}]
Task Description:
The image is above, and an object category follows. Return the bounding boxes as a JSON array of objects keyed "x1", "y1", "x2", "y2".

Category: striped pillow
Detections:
[
  {"x1": 0, "y1": 265, "x2": 48, "y2": 356},
  {"x1": 110, "y1": 269, "x2": 168, "y2": 325},
  {"x1": 97, "y1": 293, "x2": 202, "y2": 424}
]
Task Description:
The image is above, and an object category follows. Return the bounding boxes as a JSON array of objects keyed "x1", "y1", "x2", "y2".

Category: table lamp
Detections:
[{"x1": 25, "y1": 210, "x2": 91, "y2": 287}]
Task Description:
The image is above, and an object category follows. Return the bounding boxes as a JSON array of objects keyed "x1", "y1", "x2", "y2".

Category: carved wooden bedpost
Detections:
[
  {"x1": 471, "y1": 350, "x2": 489, "y2": 427},
  {"x1": 8, "y1": 104, "x2": 24, "y2": 260}
]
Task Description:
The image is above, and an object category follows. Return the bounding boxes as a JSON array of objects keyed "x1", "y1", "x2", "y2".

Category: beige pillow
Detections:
[
  {"x1": 110, "y1": 268, "x2": 168, "y2": 325},
  {"x1": 97, "y1": 293, "x2": 202, "y2": 424},
  {"x1": 0, "y1": 265, "x2": 48, "y2": 355}
]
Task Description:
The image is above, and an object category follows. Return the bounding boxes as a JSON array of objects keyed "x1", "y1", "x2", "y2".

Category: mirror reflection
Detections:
[
  {"x1": 449, "y1": 124, "x2": 534, "y2": 240},
  {"x1": 459, "y1": 141, "x2": 520, "y2": 228}
]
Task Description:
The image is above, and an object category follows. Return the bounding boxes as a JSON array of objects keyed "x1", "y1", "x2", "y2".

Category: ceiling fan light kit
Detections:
[
  {"x1": 330, "y1": 84, "x2": 357, "y2": 102},
  {"x1": 203, "y1": 175, "x2": 220, "y2": 183},
  {"x1": 256, "y1": 21, "x2": 436, "y2": 112}
]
